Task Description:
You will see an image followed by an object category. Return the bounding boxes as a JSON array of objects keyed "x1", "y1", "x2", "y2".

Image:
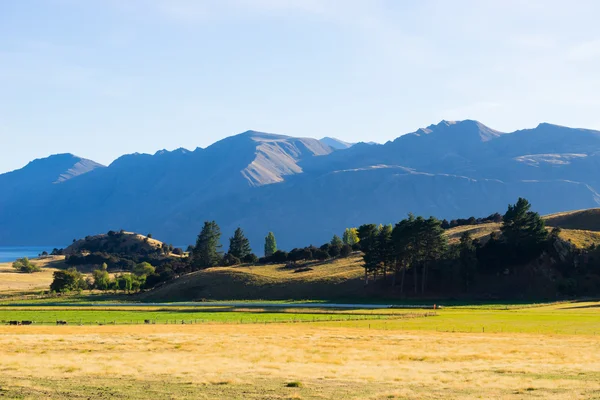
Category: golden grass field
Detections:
[
  {"x1": 0, "y1": 256, "x2": 64, "y2": 295},
  {"x1": 0, "y1": 319, "x2": 599, "y2": 399}
]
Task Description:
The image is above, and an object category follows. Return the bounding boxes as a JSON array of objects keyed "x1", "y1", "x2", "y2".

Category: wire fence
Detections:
[{"x1": 1, "y1": 312, "x2": 436, "y2": 327}]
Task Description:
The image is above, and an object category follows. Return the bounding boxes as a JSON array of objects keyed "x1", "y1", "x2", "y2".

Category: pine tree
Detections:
[
  {"x1": 501, "y1": 198, "x2": 548, "y2": 246},
  {"x1": 419, "y1": 217, "x2": 447, "y2": 293},
  {"x1": 229, "y1": 227, "x2": 252, "y2": 259},
  {"x1": 330, "y1": 234, "x2": 343, "y2": 247},
  {"x1": 458, "y1": 231, "x2": 478, "y2": 292},
  {"x1": 377, "y1": 224, "x2": 393, "y2": 280},
  {"x1": 357, "y1": 224, "x2": 379, "y2": 285},
  {"x1": 192, "y1": 221, "x2": 223, "y2": 268},
  {"x1": 264, "y1": 232, "x2": 277, "y2": 257},
  {"x1": 501, "y1": 198, "x2": 548, "y2": 263},
  {"x1": 342, "y1": 228, "x2": 359, "y2": 245}
]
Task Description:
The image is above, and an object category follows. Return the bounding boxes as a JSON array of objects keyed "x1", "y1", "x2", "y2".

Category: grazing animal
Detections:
[
  {"x1": 144, "y1": 320, "x2": 151, "y2": 324},
  {"x1": 56, "y1": 320, "x2": 68, "y2": 325},
  {"x1": 8, "y1": 321, "x2": 20, "y2": 326},
  {"x1": 21, "y1": 321, "x2": 33, "y2": 325}
]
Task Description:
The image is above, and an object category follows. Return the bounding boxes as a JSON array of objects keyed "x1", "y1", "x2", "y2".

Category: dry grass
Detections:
[
  {"x1": 0, "y1": 323, "x2": 598, "y2": 399},
  {"x1": 139, "y1": 256, "x2": 366, "y2": 302},
  {"x1": 558, "y1": 229, "x2": 600, "y2": 248},
  {"x1": 0, "y1": 256, "x2": 65, "y2": 294},
  {"x1": 445, "y1": 223, "x2": 501, "y2": 244},
  {"x1": 544, "y1": 208, "x2": 600, "y2": 231}
]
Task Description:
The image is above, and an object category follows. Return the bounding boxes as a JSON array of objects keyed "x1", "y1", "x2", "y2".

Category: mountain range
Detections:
[{"x1": 2, "y1": 120, "x2": 600, "y2": 252}]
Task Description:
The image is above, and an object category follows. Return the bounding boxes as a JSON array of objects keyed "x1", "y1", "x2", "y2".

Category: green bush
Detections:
[{"x1": 12, "y1": 257, "x2": 41, "y2": 273}]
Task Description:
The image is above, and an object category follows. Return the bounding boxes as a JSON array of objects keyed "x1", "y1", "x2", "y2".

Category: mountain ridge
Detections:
[{"x1": 2, "y1": 120, "x2": 600, "y2": 251}]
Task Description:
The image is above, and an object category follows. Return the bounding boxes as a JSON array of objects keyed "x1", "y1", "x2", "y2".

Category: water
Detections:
[{"x1": 0, "y1": 246, "x2": 59, "y2": 263}]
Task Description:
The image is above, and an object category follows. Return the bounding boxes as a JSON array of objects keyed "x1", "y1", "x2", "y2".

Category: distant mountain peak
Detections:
[
  {"x1": 0, "y1": 153, "x2": 104, "y2": 186},
  {"x1": 414, "y1": 119, "x2": 505, "y2": 142},
  {"x1": 320, "y1": 137, "x2": 355, "y2": 150}
]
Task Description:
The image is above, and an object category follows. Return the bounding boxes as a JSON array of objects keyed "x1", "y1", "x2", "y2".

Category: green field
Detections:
[
  {"x1": 1, "y1": 301, "x2": 598, "y2": 335},
  {"x1": 0, "y1": 307, "x2": 408, "y2": 325}
]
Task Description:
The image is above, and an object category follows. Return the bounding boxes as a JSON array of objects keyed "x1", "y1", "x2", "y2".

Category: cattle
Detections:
[
  {"x1": 8, "y1": 321, "x2": 20, "y2": 326},
  {"x1": 21, "y1": 321, "x2": 33, "y2": 325},
  {"x1": 56, "y1": 320, "x2": 68, "y2": 325},
  {"x1": 144, "y1": 320, "x2": 151, "y2": 324}
]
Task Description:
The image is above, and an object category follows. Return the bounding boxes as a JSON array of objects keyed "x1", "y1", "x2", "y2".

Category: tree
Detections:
[
  {"x1": 221, "y1": 253, "x2": 241, "y2": 266},
  {"x1": 229, "y1": 228, "x2": 252, "y2": 259},
  {"x1": 342, "y1": 228, "x2": 360, "y2": 246},
  {"x1": 377, "y1": 224, "x2": 393, "y2": 281},
  {"x1": 330, "y1": 235, "x2": 343, "y2": 247},
  {"x1": 147, "y1": 233, "x2": 152, "y2": 239},
  {"x1": 313, "y1": 248, "x2": 329, "y2": 261},
  {"x1": 133, "y1": 262, "x2": 155, "y2": 277},
  {"x1": 329, "y1": 235, "x2": 343, "y2": 258},
  {"x1": 264, "y1": 232, "x2": 277, "y2": 257},
  {"x1": 340, "y1": 244, "x2": 352, "y2": 258},
  {"x1": 115, "y1": 273, "x2": 133, "y2": 292},
  {"x1": 458, "y1": 231, "x2": 478, "y2": 291},
  {"x1": 242, "y1": 253, "x2": 259, "y2": 264},
  {"x1": 357, "y1": 224, "x2": 379, "y2": 284},
  {"x1": 391, "y1": 215, "x2": 416, "y2": 293},
  {"x1": 418, "y1": 217, "x2": 447, "y2": 293},
  {"x1": 92, "y1": 263, "x2": 110, "y2": 290},
  {"x1": 270, "y1": 250, "x2": 288, "y2": 263},
  {"x1": 192, "y1": 221, "x2": 223, "y2": 268},
  {"x1": 12, "y1": 257, "x2": 41, "y2": 273},
  {"x1": 501, "y1": 198, "x2": 548, "y2": 261},
  {"x1": 50, "y1": 268, "x2": 85, "y2": 293}
]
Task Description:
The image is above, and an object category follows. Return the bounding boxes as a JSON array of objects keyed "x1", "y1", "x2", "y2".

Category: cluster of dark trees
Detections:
[
  {"x1": 51, "y1": 261, "x2": 159, "y2": 293},
  {"x1": 441, "y1": 213, "x2": 503, "y2": 229},
  {"x1": 355, "y1": 198, "x2": 600, "y2": 297}
]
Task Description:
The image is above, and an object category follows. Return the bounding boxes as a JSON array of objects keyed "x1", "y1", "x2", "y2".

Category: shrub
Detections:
[
  {"x1": 221, "y1": 253, "x2": 240, "y2": 266},
  {"x1": 242, "y1": 253, "x2": 259, "y2": 264},
  {"x1": 12, "y1": 257, "x2": 41, "y2": 273},
  {"x1": 340, "y1": 244, "x2": 352, "y2": 258}
]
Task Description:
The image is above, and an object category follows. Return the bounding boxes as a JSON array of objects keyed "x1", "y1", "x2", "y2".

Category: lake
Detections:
[{"x1": 0, "y1": 246, "x2": 59, "y2": 263}]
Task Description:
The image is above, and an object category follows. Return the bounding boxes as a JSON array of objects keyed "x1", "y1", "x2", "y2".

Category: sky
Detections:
[{"x1": 1, "y1": 0, "x2": 600, "y2": 173}]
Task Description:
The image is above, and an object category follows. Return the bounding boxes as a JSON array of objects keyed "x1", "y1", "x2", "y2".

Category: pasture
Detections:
[
  {"x1": 0, "y1": 257, "x2": 64, "y2": 296},
  {"x1": 0, "y1": 301, "x2": 598, "y2": 399}
]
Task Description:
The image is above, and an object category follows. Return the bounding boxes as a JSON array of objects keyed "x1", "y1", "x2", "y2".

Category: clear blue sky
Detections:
[{"x1": 2, "y1": 0, "x2": 600, "y2": 173}]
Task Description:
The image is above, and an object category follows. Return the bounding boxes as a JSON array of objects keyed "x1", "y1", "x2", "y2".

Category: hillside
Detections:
[
  {"x1": 446, "y1": 214, "x2": 600, "y2": 249},
  {"x1": 543, "y1": 209, "x2": 600, "y2": 231},
  {"x1": 138, "y1": 256, "x2": 365, "y2": 302},
  {"x1": 3, "y1": 120, "x2": 600, "y2": 249},
  {"x1": 65, "y1": 232, "x2": 166, "y2": 255}
]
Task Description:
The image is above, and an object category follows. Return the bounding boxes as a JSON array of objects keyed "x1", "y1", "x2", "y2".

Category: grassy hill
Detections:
[
  {"x1": 138, "y1": 256, "x2": 366, "y2": 302},
  {"x1": 65, "y1": 231, "x2": 166, "y2": 255},
  {"x1": 543, "y1": 209, "x2": 600, "y2": 231}
]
